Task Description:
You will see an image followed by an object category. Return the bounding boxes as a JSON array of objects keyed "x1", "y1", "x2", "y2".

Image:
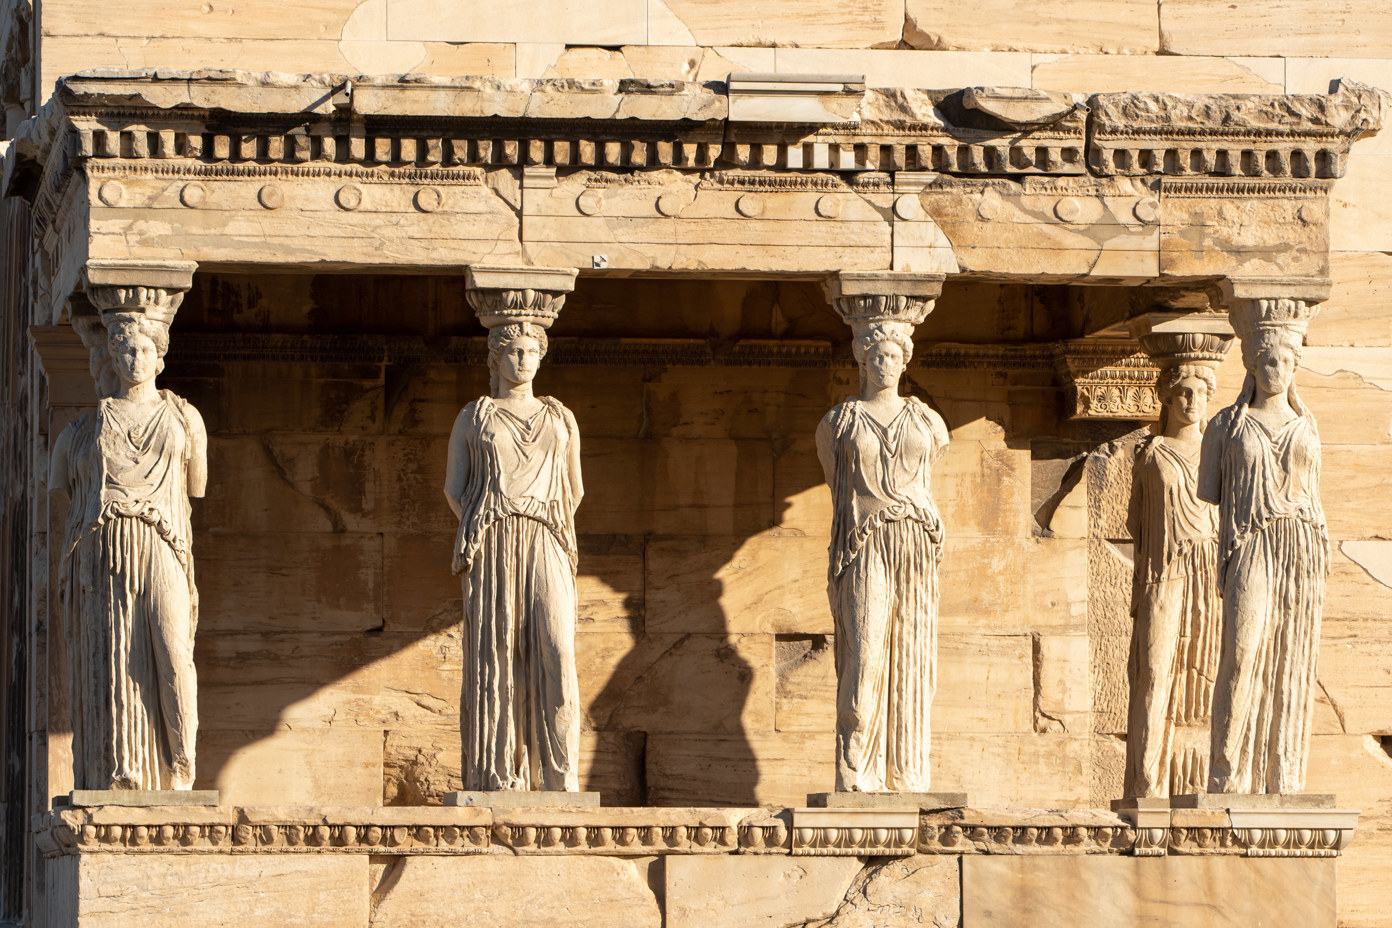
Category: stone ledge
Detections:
[{"x1": 33, "y1": 804, "x2": 1359, "y2": 860}]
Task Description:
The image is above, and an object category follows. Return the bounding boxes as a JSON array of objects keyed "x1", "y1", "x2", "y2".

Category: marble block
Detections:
[
  {"x1": 1109, "y1": 796, "x2": 1174, "y2": 812},
  {"x1": 444, "y1": 790, "x2": 601, "y2": 810},
  {"x1": 808, "y1": 791, "x2": 968, "y2": 809},
  {"x1": 1170, "y1": 793, "x2": 1337, "y2": 810},
  {"x1": 67, "y1": 789, "x2": 220, "y2": 807}
]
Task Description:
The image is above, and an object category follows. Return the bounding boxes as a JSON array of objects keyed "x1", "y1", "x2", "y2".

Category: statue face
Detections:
[
  {"x1": 863, "y1": 340, "x2": 906, "y2": 391},
  {"x1": 111, "y1": 332, "x2": 160, "y2": 387},
  {"x1": 497, "y1": 335, "x2": 542, "y2": 387},
  {"x1": 1253, "y1": 342, "x2": 1298, "y2": 395},
  {"x1": 1167, "y1": 375, "x2": 1209, "y2": 428}
]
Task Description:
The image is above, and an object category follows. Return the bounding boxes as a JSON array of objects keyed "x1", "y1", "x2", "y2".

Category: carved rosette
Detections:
[{"x1": 465, "y1": 265, "x2": 578, "y2": 331}]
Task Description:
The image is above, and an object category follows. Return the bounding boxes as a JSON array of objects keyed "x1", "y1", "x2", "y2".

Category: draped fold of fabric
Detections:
[
  {"x1": 59, "y1": 391, "x2": 199, "y2": 790},
  {"x1": 1124, "y1": 436, "x2": 1220, "y2": 799},
  {"x1": 1199, "y1": 383, "x2": 1328, "y2": 794},
  {"x1": 452, "y1": 397, "x2": 580, "y2": 791},
  {"x1": 816, "y1": 397, "x2": 948, "y2": 792}
]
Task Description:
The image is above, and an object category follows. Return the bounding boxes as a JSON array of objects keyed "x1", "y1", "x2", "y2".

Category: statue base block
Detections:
[
  {"x1": 1109, "y1": 796, "x2": 1173, "y2": 812},
  {"x1": 1170, "y1": 793, "x2": 1337, "y2": 810},
  {"x1": 36, "y1": 804, "x2": 1349, "y2": 927},
  {"x1": 807, "y1": 791, "x2": 967, "y2": 810},
  {"x1": 444, "y1": 790, "x2": 601, "y2": 810},
  {"x1": 67, "y1": 789, "x2": 220, "y2": 807}
]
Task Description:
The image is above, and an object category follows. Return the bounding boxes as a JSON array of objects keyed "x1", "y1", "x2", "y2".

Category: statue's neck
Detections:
[
  {"x1": 1162, "y1": 419, "x2": 1202, "y2": 443},
  {"x1": 113, "y1": 380, "x2": 160, "y2": 404},
  {"x1": 859, "y1": 381, "x2": 901, "y2": 405},
  {"x1": 493, "y1": 381, "x2": 535, "y2": 402}
]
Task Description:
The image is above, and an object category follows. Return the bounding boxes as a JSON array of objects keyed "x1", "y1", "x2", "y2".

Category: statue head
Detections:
[
  {"x1": 72, "y1": 316, "x2": 120, "y2": 397},
  {"x1": 1241, "y1": 327, "x2": 1303, "y2": 397},
  {"x1": 851, "y1": 321, "x2": 915, "y2": 393},
  {"x1": 486, "y1": 322, "x2": 549, "y2": 395},
  {"x1": 105, "y1": 313, "x2": 170, "y2": 389},
  {"x1": 1156, "y1": 363, "x2": 1216, "y2": 433}
]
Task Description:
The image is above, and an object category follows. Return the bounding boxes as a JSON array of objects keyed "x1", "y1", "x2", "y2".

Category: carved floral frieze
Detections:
[{"x1": 1053, "y1": 339, "x2": 1163, "y2": 421}]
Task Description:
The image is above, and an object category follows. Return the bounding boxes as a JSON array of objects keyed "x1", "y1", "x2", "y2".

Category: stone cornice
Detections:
[{"x1": 7, "y1": 72, "x2": 1386, "y2": 215}]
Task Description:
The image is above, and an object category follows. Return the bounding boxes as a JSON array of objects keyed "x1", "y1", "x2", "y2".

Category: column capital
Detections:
[
  {"x1": 82, "y1": 259, "x2": 198, "y2": 325},
  {"x1": 1128, "y1": 310, "x2": 1234, "y2": 369},
  {"x1": 822, "y1": 272, "x2": 944, "y2": 332},
  {"x1": 464, "y1": 265, "x2": 578, "y2": 330},
  {"x1": 1215, "y1": 277, "x2": 1329, "y2": 340}
]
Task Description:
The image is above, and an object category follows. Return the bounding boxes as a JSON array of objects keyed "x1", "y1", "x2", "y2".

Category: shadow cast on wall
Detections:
[
  {"x1": 152, "y1": 274, "x2": 854, "y2": 809},
  {"x1": 98, "y1": 271, "x2": 1092, "y2": 810}
]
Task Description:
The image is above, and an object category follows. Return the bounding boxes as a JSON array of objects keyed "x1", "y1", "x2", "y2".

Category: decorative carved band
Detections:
[
  {"x1": 792, "y1": 810, "x2": 919, "y2": 857},
  {"x1": 156, "y1": 333, "x2": 1061, "y2": 372},
  {"x1": 36, "y1": 75, "x2": 1381, "y2": 192},
  {"x1": 86, "y1": 159, "x2": 487, "y2": 186},
  {"x1": 1228, "y1": 298, "x2": 1322, "y2": 339},
  {"x1": 84, "y1": 285, "x2": 186, "y2": 324},
  {"x1": 1138, "y1": 331, "x2": 1233, "y2": 368},
  {"x1": 1160, "y1": 180, "x2": 1331, "y2": 199},
  {"x1": 39, "y1": 807, "x2": 1356, "y2": 860},
  {"x1": 918, "y1": 822, "x2": 1140, "y2": 856},
  {"x1": 47, "y1": 820, "x2": 492, "y2": 856},
  {"x1": 830, "y1": 295, "x2": 936, "y2": 330},
  {"x1": 490, "y1": 822, "x2": 742, "y2": 855}
]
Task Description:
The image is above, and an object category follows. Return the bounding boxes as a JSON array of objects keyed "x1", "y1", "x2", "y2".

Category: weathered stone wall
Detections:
[
  {"x1": 12, "y1": 2, "x2": 1392, "y2": 925},
  {"x1": 147, "y1": 274, "x2": 1103, "y2": 814}
]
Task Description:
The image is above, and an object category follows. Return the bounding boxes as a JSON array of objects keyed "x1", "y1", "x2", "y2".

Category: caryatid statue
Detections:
[
  {"x1": 49, "y1": 261, "x2": 206, "y2": 791},
  {"x1": 444, "y1": 266, "x2": 583, "y2": 792},
  {"x1": 816, "y1": 273, "x2": 948, "y2": 793},
  {"x1": 1124, "y1": 315, "x2": 1232, "y2": 799},
  {"x1": 1200, "y1": 283, "x2": 1329, "y2": 795}
]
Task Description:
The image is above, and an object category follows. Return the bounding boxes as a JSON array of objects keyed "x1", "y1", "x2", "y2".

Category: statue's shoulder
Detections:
[
  {"x1": 161, "y1": 390, "x2": 205, "y2": 431},
  {"x1": 819, "y1": 399, "x2": 858, "y2": 434},
  {"x1": 1206, "y1": 403, "x2": 1241, "y2": 435},
  {"x1": 905, "y1": 395, "x2": 950, "y2": 444},
  {"x1": 1133, "y1": 432, "x2": 1160, "y2": 464},
  {"x1": 905, "y1": 395, "x2": 944, "y2": 422},
  {"x1": 537, "y1": 395, "x2": 569, "y2": 413},
  {"x1": 451, "y1": 397, "x2": 492, "y2": 437},
  {"x1": 538, "y1": 395, "x2": 578, "y2": 427}
]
